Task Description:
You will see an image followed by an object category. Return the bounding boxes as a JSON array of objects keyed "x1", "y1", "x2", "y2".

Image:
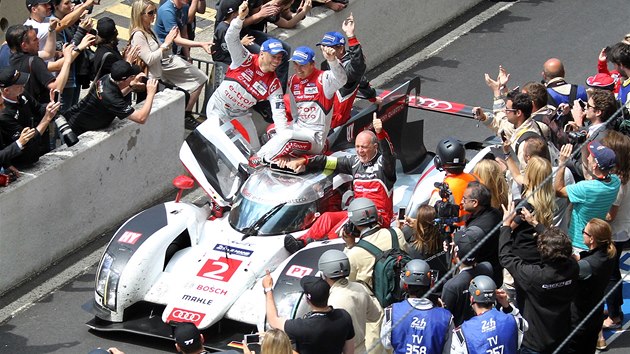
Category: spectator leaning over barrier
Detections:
[
  {"x1": 318, "y1": 249, "x2": 381, "y2": 354},
  {"x1": 6, "y1": 23, "x2": 93, "y2": 104},
  {"x1": 130, "y1": 0, "x2": 210, "y2": 129},
  {"x1": 499, "y1": 203, "x2": 579, "y2": 354},
  {"x1": 173, "y1": 322, "x2": 208, "y2": 354},
  {"x1": 64, "y1": 60, "x2": 159, "y2": 136},
  {"x1": 93, "y1": 17, "x2": 140, "y2": 81},
  {"x1": 320, "y1": 13, "x2": 381, "y2": 129},
  {"x1": 0, "y1": 68, "x2": 61, "y2": 168},
  {"x1": 450, "y1": 275, "x2": 528, "y2": 354},
  {"x1": 555, "y1": 141, "x2": 620, "y2": 251},
  {"x1": 262, "y1": 270, "x2": 356, "y2": 354},
  {"x1": 380, "y1": 259, "x2": 454, "y2": 354}
]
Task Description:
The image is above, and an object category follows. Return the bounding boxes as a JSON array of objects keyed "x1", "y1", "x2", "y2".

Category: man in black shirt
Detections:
[
  {"x1": 65, "y1": 60, "x2": 158, "y2": 135},
  {"x1": 262, "y1": 271, "x2": 355, "y2": 354},
  {"x1": 0, "y1": 68, "x2": 60, "y2": 167}
]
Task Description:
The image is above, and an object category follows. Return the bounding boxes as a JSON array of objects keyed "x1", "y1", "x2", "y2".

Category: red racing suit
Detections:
[
  {"x1": 298, "y1": 130, "x2": 396, "y2": 241},
  {"x1": 205, "y1": 17, "x2": 287, "y2": 148},
  {"x1": 321, "y1": 36, "x2": 378, "y2": 129},
  {"x1": 257, "y1": 59, "x2": 347, "y2": 160}
]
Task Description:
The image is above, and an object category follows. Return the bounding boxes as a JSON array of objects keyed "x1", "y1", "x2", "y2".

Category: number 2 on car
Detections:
[{"x1": 197, "y1": 257, "x2": 242, "y2": 282}]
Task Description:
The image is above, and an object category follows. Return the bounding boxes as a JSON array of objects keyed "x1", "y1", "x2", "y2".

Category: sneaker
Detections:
[
  {"x1": 185, "y1": 114, "x2": 201, "y2": 130},
  {"x1": 602, "y1": 317, "x2": 621, "y2": 329},
  {"x1": 284, "y1": 234, "x2": 305, "y2": 253}
]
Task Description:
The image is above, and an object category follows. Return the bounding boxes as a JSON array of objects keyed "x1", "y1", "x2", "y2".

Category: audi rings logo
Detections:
[
  {"x1": 416, "y1": 97, "x2": 453, "y2": 111},
  {"x1": 166, "y1": 307, "x2": 205, "y2": 325}
]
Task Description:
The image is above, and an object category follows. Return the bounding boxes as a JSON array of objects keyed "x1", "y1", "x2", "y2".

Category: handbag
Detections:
[{"x1": 123, "y1": 30, "x2": 150, "y2": 75}]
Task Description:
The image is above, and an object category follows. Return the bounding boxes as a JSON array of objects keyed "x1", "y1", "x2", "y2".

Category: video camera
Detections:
[{"x1": 433, "y1": 182, "x2": 460, "y2": 235}]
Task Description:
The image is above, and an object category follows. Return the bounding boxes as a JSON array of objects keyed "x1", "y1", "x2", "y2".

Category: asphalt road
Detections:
[{"x1": 2, "y1": 0, "x2": 630, "y2": 353}]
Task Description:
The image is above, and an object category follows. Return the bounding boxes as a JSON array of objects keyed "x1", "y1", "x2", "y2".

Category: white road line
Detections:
[{"x1": 372, "y1": 1, "x2": 518, "y2": 88}]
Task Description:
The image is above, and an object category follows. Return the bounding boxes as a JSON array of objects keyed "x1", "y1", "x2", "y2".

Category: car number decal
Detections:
[
  {"x1": 197, "y1": 257, "x2": 242, "y2": 282},
  {"x1": 285, "y1": 265, "x2": 313, "y2": 278}
]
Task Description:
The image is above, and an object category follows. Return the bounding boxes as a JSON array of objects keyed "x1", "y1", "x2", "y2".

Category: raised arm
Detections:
[
  {"x1": 226, "y1": 2, "x2": 252, "y2": 69},
  {"x1": 321, "y1": 46, "x2": 347, "y2": 98}
]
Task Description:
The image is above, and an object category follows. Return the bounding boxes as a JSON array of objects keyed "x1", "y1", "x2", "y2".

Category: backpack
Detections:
[{"x1": 356, "y1": 228, "x2": 412, "y2": 308}]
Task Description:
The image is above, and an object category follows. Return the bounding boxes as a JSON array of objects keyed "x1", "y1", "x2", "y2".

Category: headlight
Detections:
[{"x1": 96, "y1": 253, "x2": 120, "y2": 311}]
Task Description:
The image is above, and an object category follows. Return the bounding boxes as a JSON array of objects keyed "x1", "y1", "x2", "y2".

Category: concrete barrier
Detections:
[{"x1": 0, "y1": 90, "x2": 185, "y2": 295}]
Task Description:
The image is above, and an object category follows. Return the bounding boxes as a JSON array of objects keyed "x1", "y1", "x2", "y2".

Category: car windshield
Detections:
[{"x1": 228, "y1": 169, "x2": 330, "y2": 235}]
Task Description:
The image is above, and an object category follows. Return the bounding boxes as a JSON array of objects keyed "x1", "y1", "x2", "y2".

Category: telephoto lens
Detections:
[{"x1": 55, "y1": 116, "x2": 79, "y2": 147}]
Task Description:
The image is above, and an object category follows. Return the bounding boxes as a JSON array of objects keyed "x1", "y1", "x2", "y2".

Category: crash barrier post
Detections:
[
  {"x1": 189, "y1": 58, "x2": 228, "y2": 117},
  {"x1": 0, "y1": 90, "x2": 186, "y2": 296}
]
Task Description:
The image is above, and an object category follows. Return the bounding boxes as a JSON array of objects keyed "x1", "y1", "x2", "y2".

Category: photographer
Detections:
[
  {"x1": 64, "y1": 60, "x2": 158, "y2": 135},
  {"x1": 0, "y1": 68, "x2": 60, "y2": 167}
]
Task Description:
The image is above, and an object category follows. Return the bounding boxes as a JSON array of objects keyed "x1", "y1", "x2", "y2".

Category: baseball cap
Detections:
[
  {"x1": 588, "y1": 141, "x2": 616, "y2": 171},
  {"x1": 220, "y1": 0, "x2": 241, "y2": 16},
  {"x1": 97, "y1": 17, "x2": 117, "y2": 41},
  {"x1": 110, "y1": 60, "x2": 142, "y2": 81},
  {"x1": 0, "y1": 68, "x2": 29, "y2": 88},
  {"x1": 586, "y1": 73, "x2": 616, "y2": 91},
  {"x1": 173, "y1": 322, "x2": 202, "y2": 351},
  {"x1": 454, "y1": 226, "x2": 485, "y2": 262},
  {"x1": 260, "y1": 38, "x2": 287, "y2": 55},
  {"x1": 300, "y1": 275, "x2": 330, "y2": 304},
  {"x1": 26, "y1": 0, "x2": 49, "y2": 11},
  {"x1": 317, "y1": 32, "x2": 345, "y2": 47},
  {"x1": 289, "y1": 46, "x2": 315, "y2": 65}
]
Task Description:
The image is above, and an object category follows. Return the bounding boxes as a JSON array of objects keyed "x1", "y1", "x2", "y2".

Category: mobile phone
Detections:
[
  {"x1": 398, "y1": 207, "x2": 406, "y2": 221},
  {"x1": 577, "y1": 99, "x2": 586, "y2": 110},
  {"x1": 500, "y1": 131, "x2": 507, "y2": 142},
  {"x1": 244, "y1": 334, "x2": 260, "y2": 345},
  {"x1": 53, "y1": 90, "x2": 60, "y2": 103},
  {"x1": 139, "y1": 76, "x2": 148, "y2": 84}
]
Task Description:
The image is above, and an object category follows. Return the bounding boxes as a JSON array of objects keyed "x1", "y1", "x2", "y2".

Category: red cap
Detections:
[{"x1": 586, "y1": 73, "x2": 616, "y2": 90}]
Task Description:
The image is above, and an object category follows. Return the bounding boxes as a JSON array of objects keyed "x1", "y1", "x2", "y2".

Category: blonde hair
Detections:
[
  {"x1": 473, "y1": 159, "x2": 509, "y2": 209},
  {"x1": 523, "y1": 156, "x2": 555, "y2": 227},
  {"x1": 411, "y1": 205, "x2": 442, "y2": 256},
  {"x1": 587, "y1": 218, "x2": 616, "y2": 259},
  {"x1": 129, "y1": 0, "x2": 157, "y2": 40},
  {"x1": 260, "y1": 329, "x2": 293, "y2": 354}
]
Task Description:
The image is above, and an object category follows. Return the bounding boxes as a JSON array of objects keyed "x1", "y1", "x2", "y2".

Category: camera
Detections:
[
  {"x1": 55, "y1": 116, "x2": 79, "y2": 147},
  {"x1": 343, "y1": 222, "x2": 359, "y2": 238},
  {"x1": 567, "y1": 130, "x2": 587, "y2": 144},
  {"x1": 433, "y1": 182, "x2": 460, "y2": 236}
]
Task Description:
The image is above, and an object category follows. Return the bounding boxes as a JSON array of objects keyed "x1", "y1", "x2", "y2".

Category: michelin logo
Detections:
[{"x1": 214, "y1": 244, "x2": 253, "y2": 257}]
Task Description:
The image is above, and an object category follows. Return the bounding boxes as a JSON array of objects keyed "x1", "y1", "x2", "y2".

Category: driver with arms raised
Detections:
[
  {"x1": 204, "y1": 1, "x2": 287, "y2": 149},
  {"x1": 281, "y1": 113, "x2": 396, "y2": 253}
]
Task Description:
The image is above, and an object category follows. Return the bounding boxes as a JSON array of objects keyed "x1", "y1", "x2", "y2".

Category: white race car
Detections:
[{"x1": 85, "y1": 77, "x2": 457, "y2": 350}]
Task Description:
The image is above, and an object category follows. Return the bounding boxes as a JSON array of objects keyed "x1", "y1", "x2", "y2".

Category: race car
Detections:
[{"x1": 84, "y1": 77, "x2": 441, "y2": 349}]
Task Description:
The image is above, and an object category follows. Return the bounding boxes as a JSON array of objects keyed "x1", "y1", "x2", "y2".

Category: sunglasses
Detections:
[{"x1": 143, "y1": 9, "x2": 156, "y2": 15}]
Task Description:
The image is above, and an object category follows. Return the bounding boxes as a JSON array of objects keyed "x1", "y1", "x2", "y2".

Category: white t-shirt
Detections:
[
  {"x1": 610, "y1": 183, "x2": 630, "y2": 242},
  {"x1": 24, "y1": 17, "x2": 51, "y2": 52}
]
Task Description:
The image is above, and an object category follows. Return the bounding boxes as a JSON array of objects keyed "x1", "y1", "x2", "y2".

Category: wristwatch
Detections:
[{"x1": 264, "y1": 287, "x2": 273, "y2": 294}]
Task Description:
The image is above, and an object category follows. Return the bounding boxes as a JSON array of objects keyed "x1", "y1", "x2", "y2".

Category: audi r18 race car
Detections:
[{"x1": 84, "y1": 77, "x2": 452, "y2": 350}]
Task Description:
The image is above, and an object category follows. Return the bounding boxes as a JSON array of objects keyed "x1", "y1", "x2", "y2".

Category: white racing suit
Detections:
[
  {"x1": 257, "y1": 59, "x2": 347, "y2": 160},
  {"x1": 204, "y1": 17, "x2": 287, "y2": 149}
]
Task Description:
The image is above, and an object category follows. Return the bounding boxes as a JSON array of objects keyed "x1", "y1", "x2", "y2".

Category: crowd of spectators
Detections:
[{"x1": 4, "y1": 1, "x2": 630, "y2": 354}]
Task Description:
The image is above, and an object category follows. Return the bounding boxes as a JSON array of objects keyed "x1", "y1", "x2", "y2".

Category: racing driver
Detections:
[
  {"x1": 281, "y1": 113, "x2": 396, "y2": 253},
  {"x1": 204, "y1": 1, "x2": 288, "y2": 150},
  {"x1": 254, "y1": 43, "x2": 347, "y2": 163}
]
